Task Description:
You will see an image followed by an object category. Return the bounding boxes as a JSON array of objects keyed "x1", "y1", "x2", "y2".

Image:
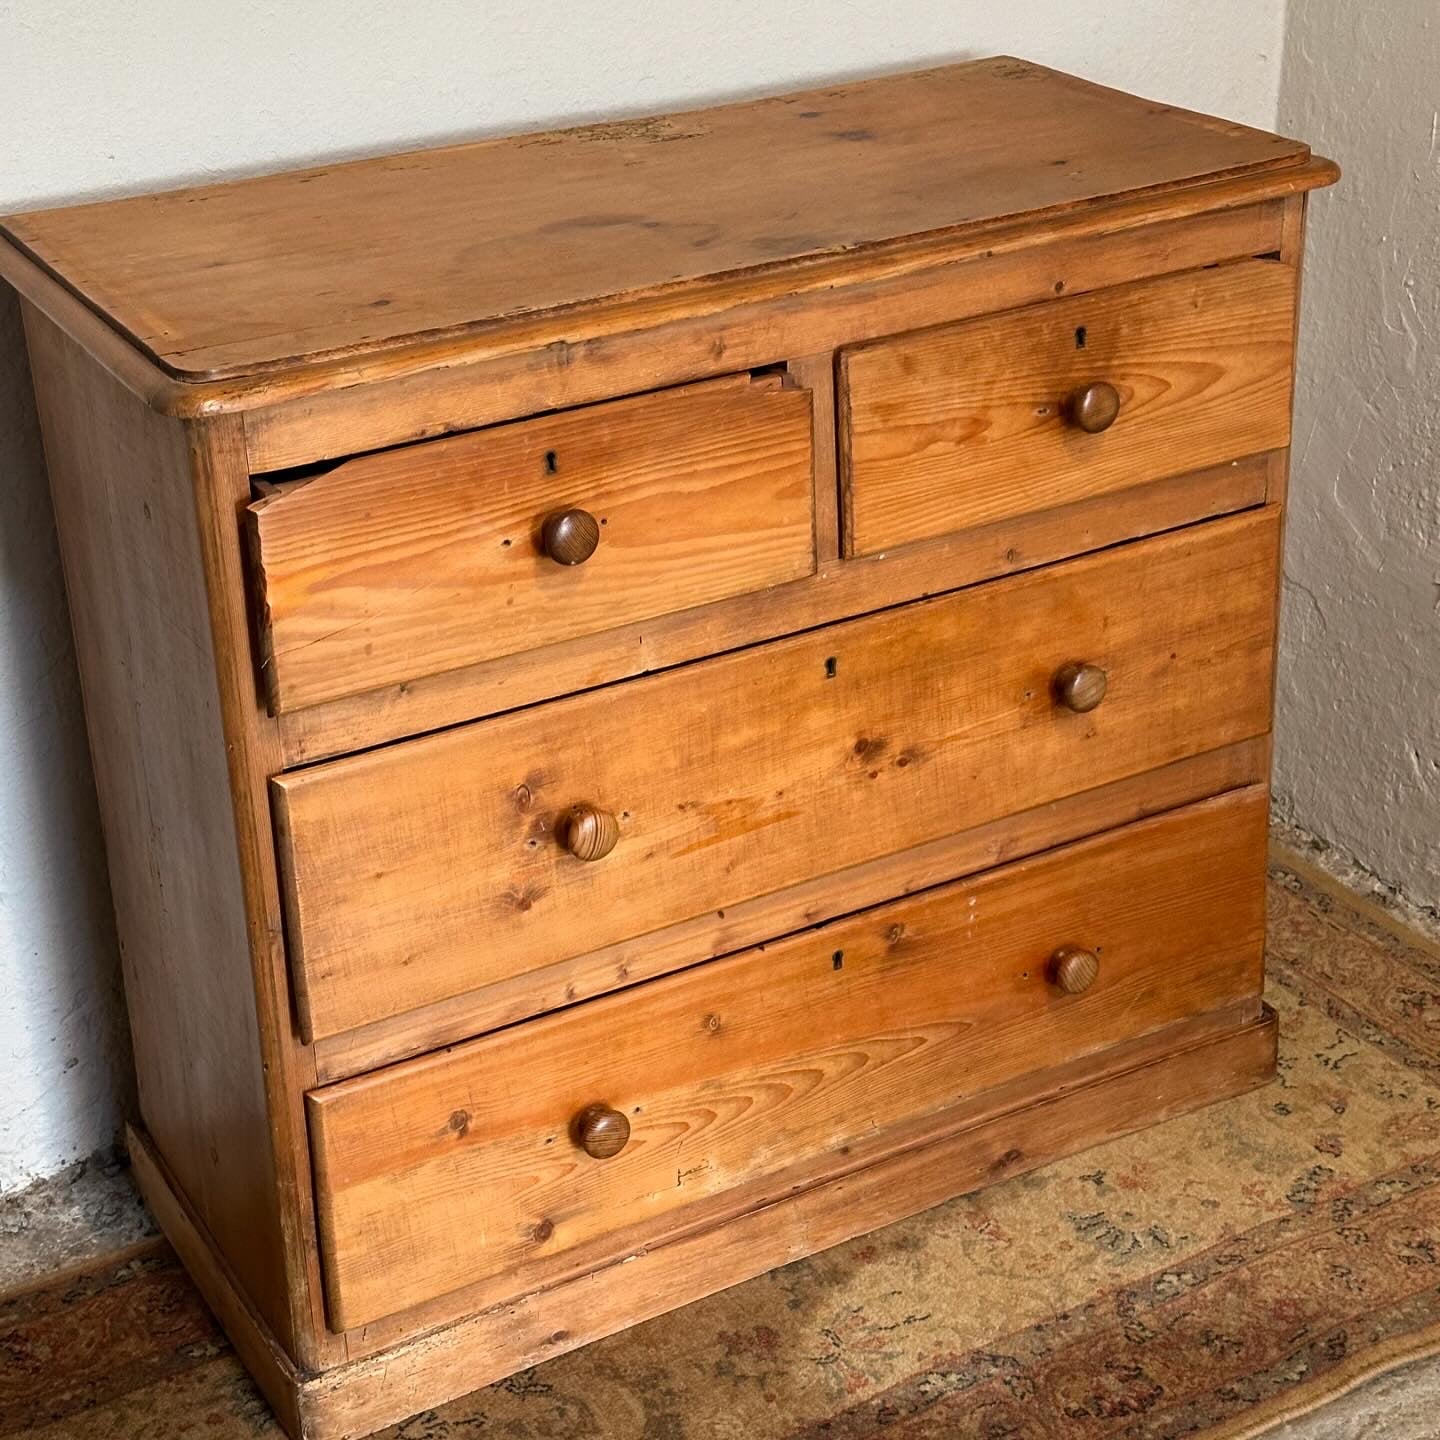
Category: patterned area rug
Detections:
[{"x1": 3, "y1": 860, "x2": 1439, "y2": 1439}]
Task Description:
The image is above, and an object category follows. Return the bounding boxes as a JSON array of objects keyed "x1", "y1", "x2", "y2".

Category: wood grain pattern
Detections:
[
  {"x1": 237, "y1": 196, "x2": 1298, "y2": 467},
  {"x1": 19, "y1": 308, "x2": 298, "y2": 1348},
  {"x1": 302, "y1": 1003, "x2": 1275, "y2": 1432},
  {"x1": 1263, "y1": 192, "x2": 1311, "y2": 514},
  {"x1": 1051, "y1": 945, "x2": 1102, "y2": 994},
  {"x1": 127, "y1": 1125, "x2": 304, "y2": 1436},
  {"x1": 310, "y1": 737, "x2": 1270, "y2": 1083},
  {"x1": 127, "y1": 999, "x2": 1277, "y2": 1436},
  {"x1": 275, "y1": 507, "x2": 1280, "y2": 1042},
  {"x1": 183, "y1": 408, "x2": 345, "y2": 1370},
  {"x1": 0, "y1": 169, "x2": 1333, "y2": 431},
  {"x1": 308, "y1": 787, "x2": 1267, "y2": 1329},
  {"x1": 248, "y1": 374, "x2": 814, "y2": 712},
  {"x1": 840, "y1": 260, "x2": 1296, "y2": 555},
  {"x1": 277, "y1": 455, "x2": 1274, "y2": 768},
  {"x1": 1, "y1": 60, "x2": 1313, "y2": 384},
  {"x1": 786, "y1": 352, "x2": 841, "y2": 563}
]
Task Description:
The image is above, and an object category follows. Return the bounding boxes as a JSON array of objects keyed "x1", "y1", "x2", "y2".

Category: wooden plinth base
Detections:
[{"x1": 129, "y1": 1002, "x2": 1277, "y2": 1440}]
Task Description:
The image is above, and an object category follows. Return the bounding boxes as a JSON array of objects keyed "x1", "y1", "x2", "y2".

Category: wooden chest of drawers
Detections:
[{"x1": 0, "y1": 58, "x2": 1336, "y2": 1438}]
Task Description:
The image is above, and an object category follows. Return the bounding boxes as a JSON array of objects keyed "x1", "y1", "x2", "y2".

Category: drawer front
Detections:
[
  {"x1": 308, "y1": 788, "x2": 1269, "y2": 1329},
  {"x1": 839, "y1": 260, "x2": 1295, "y2": 557},
  {"x1": 274, "y1": 507, "x2": 1279, "y2": 1042},
  {"x1": 248, "y1": 373, "x2": 815, "y2": 712}
]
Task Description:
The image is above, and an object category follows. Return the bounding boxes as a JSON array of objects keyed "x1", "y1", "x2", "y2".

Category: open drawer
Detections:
[{"x1": 248, "y1": 372, "x2": 816, "y2": 712}]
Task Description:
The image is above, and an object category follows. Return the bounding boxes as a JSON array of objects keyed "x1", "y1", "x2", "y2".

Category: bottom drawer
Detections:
[{"x1": 308, "y1": 785, "x2": 1268, "y2": 1330}]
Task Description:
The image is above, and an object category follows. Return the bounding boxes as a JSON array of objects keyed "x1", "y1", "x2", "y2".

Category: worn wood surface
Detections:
[
  {"x1": 301, "y1": 1002, "x2": 1276, "y2": 1431},
  {"x1": 19, "y1": 309, "x2": 299, "y2": 1350},
  {"x1": 312, "y1": 737, "x2": 1270, "y2": 1082},
  {"x1": 0, "y1": 174, "x2": 1335, "y2": 430},
  {"x1": 278, "y1": 457, "x2": 1272, "y2": 767},
  {"x1": 786, "y1": 352, "x2": 841, "y2": 562},
  {"x1": 275, "y1": 508, "x2": 1279, "y2": 1042},
  {"x1": 249, "y1": 373, "x2": 813, "y2": 711},
  {"x1": 127, "y1": 1125, "x2": 304, "y2": 1435},
  {"x1": 1263, "y1": 193, "x2": 1311, "y2": 516},
  {"x1": 309, "y1": 788, "x2": 1266, "y2": 1328},
  {"x1": 185, "y1": 410, "x2": 345, "y2": 1370},
  {"x1": 1, "y1": 60, "x2": 1315, "y2": 386},
  {"x1": 841, "y1": 259, "x2": 1295, "y2": 555},
  {"x1": 238, "y1": 196, "x2": 1298, "y2": 466}
]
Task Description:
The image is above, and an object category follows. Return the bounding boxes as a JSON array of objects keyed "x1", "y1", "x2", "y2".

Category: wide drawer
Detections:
[
  {"x1": 308, "y1": 787, "x2": 1269, "y2": 1329},
  {"x1": 838, "y1": 259, "x2": 1295, "y2": 557},
  {"x1": 247, "y1": 373, "x2": 815, "y2": 712},
  {"x1": 274, "y1": 507, "x2": 1280, "y2": 1042}
]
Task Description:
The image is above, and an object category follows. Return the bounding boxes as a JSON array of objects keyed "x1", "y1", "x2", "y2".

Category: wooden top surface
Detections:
[{"x1": 2, "y1": 58, "x2": 1318, "y2": 385}]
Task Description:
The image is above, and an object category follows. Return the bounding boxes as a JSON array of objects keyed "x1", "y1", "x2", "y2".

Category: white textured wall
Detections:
[
  {"x1": 0, "y1": 289, "x2": 131, "y2": 1193},
  {"x1": 0, "y1": 1, "x2": 1287, "y2": 1190},
  {"x1": 1274, "y1": 7, "x2": 1440, "y2": 908}
]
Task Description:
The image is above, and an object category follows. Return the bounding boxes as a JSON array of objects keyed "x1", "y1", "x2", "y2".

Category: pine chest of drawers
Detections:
[{"x1": 1, "y1": 59, "x2": 1336, "y2": 1438}]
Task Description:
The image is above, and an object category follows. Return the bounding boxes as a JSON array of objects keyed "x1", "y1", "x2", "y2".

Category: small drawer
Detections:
[
  {"x1": 247, "y1": 373, "x2": 815, "y2": 712},
  {"x1": 307, "y1": 786, "x2": 1268, "y2": 1329},
  {"x1": 838, "y1": 259, "x2": 1295, "y2": 557},
  {"x1": 273, "y1": 507, "x2": 1279, "y2": 1043}
]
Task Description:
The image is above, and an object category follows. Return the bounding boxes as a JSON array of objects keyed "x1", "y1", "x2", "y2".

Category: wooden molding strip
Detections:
[{"x1": 1269, "y1": 839, "x2": 1440, "y2": 961}]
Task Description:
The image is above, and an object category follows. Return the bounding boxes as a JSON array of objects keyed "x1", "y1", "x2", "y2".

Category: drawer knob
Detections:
[
  {"x1": 1068, "y1": 381, "x2": 1121, "y2": 434},
  {"x1": 561, "y1": 803, "x2": 620, "y2": 861},
  {"x1": 541, "y1": 508, "x2": 601, "y2": 566},
  {"x1": 1050, "y1": 945, "x2": 1100, "y2": 995},
  {"x1": 1053, "y1": 661, "x2": 1108, "y2": 713},
  {"x1": 574, "y1": 1103, "x2": 630, "y2": 1159}
]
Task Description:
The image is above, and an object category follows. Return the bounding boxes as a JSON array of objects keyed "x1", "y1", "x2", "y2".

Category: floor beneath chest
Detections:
[{"x1": 2, "y1": 852, "x2": 1439, "y2": 1440}]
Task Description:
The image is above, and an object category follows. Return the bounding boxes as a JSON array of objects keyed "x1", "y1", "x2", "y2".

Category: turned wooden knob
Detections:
[
  {"x1": 1068, "y1": 381, "x2": 1121, "y2": 434},
  {"x1": 1053, "y1": 661, "x2": 1108, "y2": 713},
  {"x1": 561, "y1": 803, "x2": 620, "y2": 861},
  {"x1": 1050, "y1": 946, "x2": 1100, "y2": 995},
  {"x1": 541, "y1": 508, "x2": 600, "y2": 566},
  {"x1": 574, "y1": 1104, "x2": 630, "y2": 1159}
]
